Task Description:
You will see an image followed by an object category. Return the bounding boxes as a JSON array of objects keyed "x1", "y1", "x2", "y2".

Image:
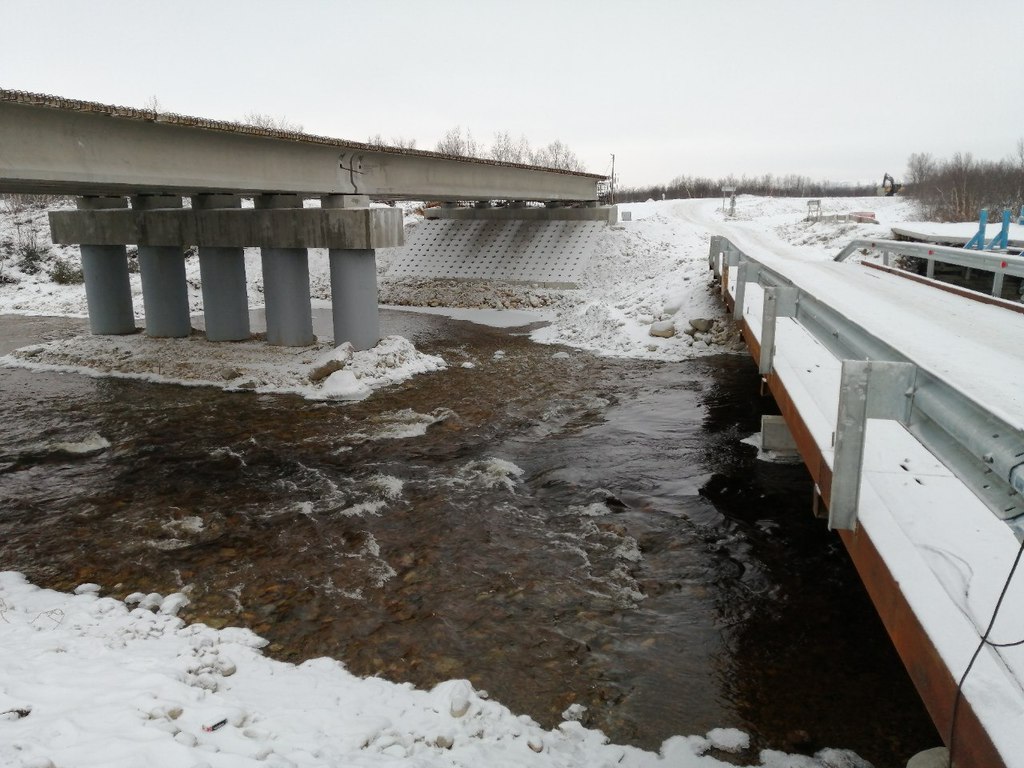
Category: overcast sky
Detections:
[{"x1": 3, "y1": 0, "x2": 1022, "y2": 188}]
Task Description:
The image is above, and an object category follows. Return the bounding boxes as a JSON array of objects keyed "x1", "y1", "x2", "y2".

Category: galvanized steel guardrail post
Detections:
[{"x1": 830, "y1": 361, "x2": 917, "y2": 531}]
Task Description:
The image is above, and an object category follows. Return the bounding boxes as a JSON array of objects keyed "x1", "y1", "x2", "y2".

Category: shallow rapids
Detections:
[{"x1": 0, "y1": 310, "x2": 938, "y2": 764}]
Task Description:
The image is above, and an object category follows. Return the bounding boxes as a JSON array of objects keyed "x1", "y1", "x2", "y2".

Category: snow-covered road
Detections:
[{"x1": 674, "y1": 197, "x2": 1024, "y2": 430}]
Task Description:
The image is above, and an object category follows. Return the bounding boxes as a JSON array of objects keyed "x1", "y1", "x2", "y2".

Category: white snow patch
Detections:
[
  {"x1": 740, "y1": 432, "x2": 803, "y2": 464},
  {"x1": 706, "y1": 726, "x2": 750, "y2": 752}
]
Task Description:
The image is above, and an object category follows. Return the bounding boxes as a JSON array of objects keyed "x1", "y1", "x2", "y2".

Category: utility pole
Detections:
[{"x1": 609, "y1": 153, "x2": 616, "y2": 205}]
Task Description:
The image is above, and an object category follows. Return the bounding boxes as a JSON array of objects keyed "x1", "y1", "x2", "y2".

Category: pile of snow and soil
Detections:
[
  {"x1": 528, "y1": 202, "x2": 745, "y2": 359},
  {"x1": 378, "y1": 276, "x2": 559, "y2": 311},
  {"x1": 1, "y1": 332, "x2": 446, "y2": 401},
  {"x1": 0, "y1": 573, "x2": 873, "y2": 768}
]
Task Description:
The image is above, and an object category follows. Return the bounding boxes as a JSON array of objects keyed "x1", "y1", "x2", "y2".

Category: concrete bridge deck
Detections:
[{"x1": 708, "y1": 223, "x2": 1024, "y2": 768}]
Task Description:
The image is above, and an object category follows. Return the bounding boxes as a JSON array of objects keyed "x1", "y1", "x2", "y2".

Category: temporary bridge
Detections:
[{"x1": 710, "y1": 234, "x2": 1024, "y2": 768}]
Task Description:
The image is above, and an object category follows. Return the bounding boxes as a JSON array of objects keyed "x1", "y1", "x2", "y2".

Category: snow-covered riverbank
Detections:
[{"x1": 0, "y1": 572, "x2": 876, "y2": 768}]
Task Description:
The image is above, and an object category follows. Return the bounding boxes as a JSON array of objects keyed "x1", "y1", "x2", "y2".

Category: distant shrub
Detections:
[
  {"x1": 50, "y1": 258, "x2": 84, "y2": 284},
  {"x1": 1, "y1": 193, "x2": 72, "y2": 214},
  {"x1": 17, "y1": 241, "x2": 47, "y2": 274},
  {"x1": 126, "y1": 246, "x2": 141, "y2": 273},
  {"x1": 904, "y1": 145, "x2": 1024, "y2": 222}
]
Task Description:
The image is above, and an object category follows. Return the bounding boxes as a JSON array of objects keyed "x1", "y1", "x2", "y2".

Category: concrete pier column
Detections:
[
  {"x1": 131, "y1": 194, "x2": 190, "y2": 338},
  {"x1": 193, "y1": 194, "x2": 250, "y2": 341},
  {"x1": 322, "y1": 195, "x2": 380, "y2": 350},
  {"x1": 256, "y1": 194, "x2": 314, "y2": 346},
  {"x1": 77, "y1": 196, "x2": 136, "y2": 335}
]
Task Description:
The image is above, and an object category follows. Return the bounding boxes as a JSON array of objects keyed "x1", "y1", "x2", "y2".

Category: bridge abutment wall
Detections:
[{"x1": 391, "y1": 205, "x2": 618, "y2": 289}]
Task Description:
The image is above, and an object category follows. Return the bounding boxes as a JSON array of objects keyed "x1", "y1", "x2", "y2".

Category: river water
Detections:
[{"x1": 0, "y1": 311, "x2": 938, "y2": 765}]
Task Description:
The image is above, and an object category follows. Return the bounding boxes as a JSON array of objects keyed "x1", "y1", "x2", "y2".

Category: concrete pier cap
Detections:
[
  {"x1": 50, "y1": 196, "x2": 404, "y2": 250},
  {"x1": 321, "y1": 194, "x2": 369, "y2": 209}
]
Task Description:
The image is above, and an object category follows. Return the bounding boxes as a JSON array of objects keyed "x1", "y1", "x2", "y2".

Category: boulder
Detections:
[
  {"x1": 309, "y1": 359, "x2": 345, "y2": 384},
  {"x1": 649, "y1": 320, "x2": 676, "y2": 338},
  {"x1": 689, "y1": 318, "x2": 714, "y2": 333},
  {"x1": 906, "y1": 748, "x2": 950, "y2": 768}
]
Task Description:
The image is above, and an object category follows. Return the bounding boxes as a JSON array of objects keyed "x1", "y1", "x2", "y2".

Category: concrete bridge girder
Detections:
[{"x1": 0, "y1": 97, "x2": 602, "y2": 202}]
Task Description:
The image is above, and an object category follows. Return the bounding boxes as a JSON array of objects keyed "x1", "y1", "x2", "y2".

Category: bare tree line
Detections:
[
  {"x1": 614, "y1": 173, "x2": 876, "y2": 203},
  {"x1": 243, "y1": 112, "x2": 304, "y2": 133},
  {"x1": 434, "y1": 127, "x2": 585, "y2": 171},
  {"x1": 904, "y1": 141, "x2": 1024, "y2": 221}
]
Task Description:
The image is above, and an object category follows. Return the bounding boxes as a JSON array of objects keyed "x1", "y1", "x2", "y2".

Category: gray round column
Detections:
[
  {"x1": 257, "y1": 194, "x2": 314, "y2": 346},
  {"x1": 322, "y1": 194, "x2": 380, "y2": 351},
  {"x1": 328, "y1": 248, "x2": 379, "y2": 350},
  {"x1": 132, "y1": 195, "x2": 190, "y2": 338},
  {"x1": 194, "y1": 194, "x2": 250, "y2": 341},
  {"x1": 77, "y1": 196, "x2": 136, "y2": 335}
]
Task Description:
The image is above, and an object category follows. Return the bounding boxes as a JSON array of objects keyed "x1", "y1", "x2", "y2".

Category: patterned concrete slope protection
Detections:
[{"x1": 392, "y1": 219, "x2": 607, "y2": 287}]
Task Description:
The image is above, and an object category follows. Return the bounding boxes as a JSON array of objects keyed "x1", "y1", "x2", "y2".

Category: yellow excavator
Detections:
[{"x1": 879, "y1": 172, "x2": 902, "y2": 196}]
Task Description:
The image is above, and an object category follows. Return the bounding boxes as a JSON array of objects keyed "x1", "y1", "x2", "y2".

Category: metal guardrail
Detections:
[
  {"x1": 710, "y1": 235, "x2": 1024, "y2": 539},
  {"x1": 834, "y1": 238, "x2": 1024, "y2": 297}
]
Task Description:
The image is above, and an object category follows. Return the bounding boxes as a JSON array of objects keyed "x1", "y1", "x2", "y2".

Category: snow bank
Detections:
[
  {"x1": 530, "y1": 204, "x2": 743, "y2": 360},
  {"x1": 0, "y1": 573, "x2": 870, "y2": 768},
  {"x1": 0, "y1": 334, "x2": 446, "y2": 402}
]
